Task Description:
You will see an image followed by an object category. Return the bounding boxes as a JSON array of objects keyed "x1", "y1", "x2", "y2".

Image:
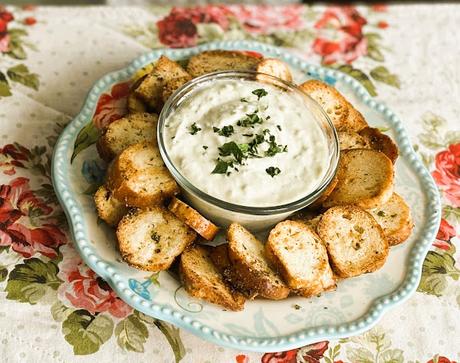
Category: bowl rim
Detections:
[
  {"x1": 157, "y1": 70, "x2": 340, "y2": 215},
  {"x1": 51, "y1": 40, "x2": 441, "y2": 352}
]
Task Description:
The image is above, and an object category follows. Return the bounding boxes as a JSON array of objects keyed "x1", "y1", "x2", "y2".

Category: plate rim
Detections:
[{"x1": 51, "y1": 40, "x2": 441, "y2": 352}]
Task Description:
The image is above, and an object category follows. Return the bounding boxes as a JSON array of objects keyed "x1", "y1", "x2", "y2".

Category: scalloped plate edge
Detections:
[{"x1": 51, "y1": 40, "x2": 441, "y2": 352}]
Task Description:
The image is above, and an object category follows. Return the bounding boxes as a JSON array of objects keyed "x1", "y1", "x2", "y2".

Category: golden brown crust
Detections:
[
  {"x1": 266, "y1": 221, "x2": 336, "y2": 297},
  {"x1": 359, "y1": 127, "x2": 399, "y2": 164},
  {"x1": 106, "y1": 142, "x2": 179, "y2": 208},
  {"x1": 343, "y1": 102, "x2": 368, "y2": 131},
  {"x1": 323, "y1": 149, "x2": 394, "y2": 209},
  {"x1": 94, "y1": 185, "x2": 128, "y2": 226},
  {"x1": 117, "y1": 207, "x2": 196, "y2": 272},
  {"x1": 338, "y1": 131, "x2": 371, "y2": 151},
  {"x1": 299, "y1": 80, "x2": 350, "y2": 131},
  {"x1": 256, "y1": 58, "x2": 293, "y2": 82},
  {"x1": 369, "y1": 193, "x2": 413, "y2": 246},
  {"x1": 309, "y1": 176, "x2": 338, "y2": 209},
  {"x1": 134, "y1": 55, "x2": 191, "y2": 112},
  {"x1": 96, "y1": 113, "x2": 158, "y2": 162},
  {"x1": 186, "y1": 50, "x2": 261, "y2": 78},
  {"x1": 168, "y1": 197, "x2": 219, "y2": 240},
  {"x1": 317, "y1": 205, "x2": 389, "y2": 278},
  {"x1": 227, "y1": 223, "x2": 290, "y2": 300},
  {"x1": 180, "y1": 245, "x2": 245, "y2": 311}
]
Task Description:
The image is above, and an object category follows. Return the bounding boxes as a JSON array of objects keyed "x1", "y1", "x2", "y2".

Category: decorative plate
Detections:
[{"x1": 51, "y1": 40, "x2": 441, "y2": 352}]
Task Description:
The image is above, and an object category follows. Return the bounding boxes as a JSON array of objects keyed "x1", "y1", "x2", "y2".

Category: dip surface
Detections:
[{"x1": 163, "y1": 79, "x2": 329, "y2": 207}]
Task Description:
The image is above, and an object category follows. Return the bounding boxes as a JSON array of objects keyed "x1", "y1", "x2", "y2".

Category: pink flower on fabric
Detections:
[
  {"x1": 432, "y1": 143, "x2": 460, "y2": 207},
  {"x1": 312, "y1": 6, "x2": 368, "y2": 64},
  {"x1": 157, "y1": 5, "x2": 232, "y2": 48},
  {"x1": 92, "y1": 81, "x2": 130, "y2": 130},
  {"x1": 226, "y1": 5, "x2": 304, "y2": 34},
  {"x1": 0, "y1": 177, "x2": 66, "y2": 258},
  {"x1": 433, "y1": 218, "x2": 456, "y2": 250},
  {"x1": 58, "y1": 244, "x2": 132, "y2": 318}
]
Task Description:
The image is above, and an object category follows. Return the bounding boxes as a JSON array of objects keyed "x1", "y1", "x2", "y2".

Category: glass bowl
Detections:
[{"x1": 157, "y1": 71, "x2": 339, "y2": 231}]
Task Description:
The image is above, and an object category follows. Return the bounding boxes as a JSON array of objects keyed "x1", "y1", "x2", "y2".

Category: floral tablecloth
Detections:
[{"x1": 0, "y1": 3, "x2": 459, "y2": 363}]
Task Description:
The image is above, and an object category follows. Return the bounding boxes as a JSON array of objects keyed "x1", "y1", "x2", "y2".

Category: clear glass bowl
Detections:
[{"x1": 157, "y1": 71, "x2": 339, "y2": 231}]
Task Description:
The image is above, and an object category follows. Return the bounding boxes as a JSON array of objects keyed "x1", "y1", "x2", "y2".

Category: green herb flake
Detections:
[
  {"x1": 202, "y1": 145, "x2": 208, "y2": 150},
  {"x1": 377, "y1": 210, "x2": 385, "y2": 217},
  {"x1": 252, "y1": 88, "x2": 268, "y2": 99},
  {"x1": 237, "y1": 112, "x2": 262, "y2": 128},
  {"x1": 266, "y1": 166, "x2": 281, "y2": 177},
  {"x1": 277, "y1": 125, "x2": 282, "y2": 131},
  {"x1": 218, "y1": 141, "x2": 245, "y2": 163},
  {"x1": 213, "y1": 126, "x2": 220, "y2": 133},
  {"x1": 242, "y1": 133, "x2": 254, "y2": 137},
  {"x1": 217, "y1": 125, "x2": 234, "y2": 137},
  {"x1": 189, "y1": 122, "x2": 201, "y2": 135},
  {"x1": 240, "y1": 97, "x2": 249, "y2": 103},
  {"x1": 266, "y1": 136, "x2": 288, "y2": 157},
  {"x1": 212, "y1": 160, "x2": 230, "y2": 174}
]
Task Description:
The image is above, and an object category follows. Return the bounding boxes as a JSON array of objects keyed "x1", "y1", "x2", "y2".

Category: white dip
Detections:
[{"x1": 163, "y1": 79, "x2": 329, "y2": 207}]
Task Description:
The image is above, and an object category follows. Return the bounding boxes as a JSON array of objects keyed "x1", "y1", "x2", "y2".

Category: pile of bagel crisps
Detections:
[{"x1": 94, "y1": 50, "x2": 413, "y2": 311}]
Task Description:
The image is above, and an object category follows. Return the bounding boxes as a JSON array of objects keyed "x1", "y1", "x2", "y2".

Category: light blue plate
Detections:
[{"x1": 52, "y1": 41, "x2": 441, "y2": 352}]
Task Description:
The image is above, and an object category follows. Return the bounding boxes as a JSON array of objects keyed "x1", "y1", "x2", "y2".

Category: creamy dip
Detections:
[{"x1": 163, "y1": 79, "x2": 329, "y2": 207}]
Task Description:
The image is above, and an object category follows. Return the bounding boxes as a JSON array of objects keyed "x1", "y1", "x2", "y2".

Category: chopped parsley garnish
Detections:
[
  {"x1": 252, "y1": 88, "x2": 268, "y2": 99},
  {"x1": 265, "y1": 135, "x2": 288, "y2": 157},
  {"x1": 209, "y1": 88, "x2": 289, "y2": 176},
  {"x1": 218, "y1": 141, "x2": 246, "y2": 164},
  {"x1": 189, "y1": 122, "x2": 201, "y2": 135},
  {"x1": 212, "y1": 160, "x2": 231, "y2": 174},
  {"x1": 202, "y1": 145, "x2": 208, "y2": 150},
  {"x1": 214, "y1": 125, "x2": 234, "y2": 137},
  {"x1": 237, "y1": 112, "x2": 262, "y2": 128},
  {"x1": 266, "y1": 166, "x2": 281, "y2": 177},
  {"x1": 377, "y1": 210, "x2": 385, "y2": 217},
  {"x1": 247, "y1": 133, "x2": 265, "y2": 155}
]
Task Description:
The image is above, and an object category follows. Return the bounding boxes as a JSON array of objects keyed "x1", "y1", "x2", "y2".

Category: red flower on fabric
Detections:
[
  {"x1": 58, "y1": 244, "x2": 132, "y2": 318},
  {"x1": 0, "y1": 143, "x2": 32, "y2": 175},
  {"x1": 261, "y1": 349, "x2": 298, "y2": 363},
  {"x1": 298, "y1": 341, "x2": 329, "y2": 363},
  {"x1": 427, "y1": 357, "x2": 458, "y2": 363},
  {"x1": 432, "y1": 143, "x2": 460, "y2": 207},
  {"x1": 0, "y1": 9, "x2": 14, "y2": 53},
  {"x1": 24, "y1": 16, "x2": 36, "y2": 26},
  {"x1": 0, "y1": 177, "x2": 66, "y2": 258},
  {"x1": 0, "y1": 10, "x2": 14, "y2": 23},
  {"x1": 433, "y1": 218, "x2": 456, "y2": 250},
  {"x1": 92, "y1": 81, "x2": 130, "y2": 130},
  {"x1": 226, "y1": 5, "x2": 304, "y2": 34},
  {"x1": 312, "y1": 6, "x2": 368, "y2": 64},
  {"x1": 157, "y1": 5, "x2": 232, "y2": 48},
  {"x1": 235, "y1": 354, "x2": 249, "y2": 363},
  {"x1": 261, "y1": 341, "x2": 329, "y2": 363}
]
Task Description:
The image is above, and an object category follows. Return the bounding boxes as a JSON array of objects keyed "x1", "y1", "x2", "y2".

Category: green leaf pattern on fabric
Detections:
[
  {"x1": 115, "y1": 314, "x2": 149, "y2": 353},
  {"x1": 5, "y1": 258, "x2": 61, "y2": 304},
  {"x1": 370, "y1": 66, "x2": 401, "y2": 88},
  {"x1": 62, "y1": 310, "x2": 114, "y2": 355},
  {"x1": 7, "y1": 64, "x2": 40, "y2": 90},
  {"x1": 71, "y1": 122, "x2": 100, "y2": 162}
]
